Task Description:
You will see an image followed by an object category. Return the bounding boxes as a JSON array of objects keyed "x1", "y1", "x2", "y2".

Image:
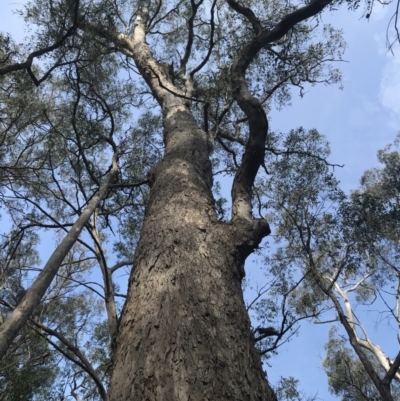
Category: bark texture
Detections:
[
  {"x1": 108, "y1": 105, "x2": 275, "y2": 400},
  {"x1": 106, "y1": 2, "x2": 336, "y2": 397},
  {"x1": 105, "y1": 12, "x2": 274, "y2": 390}
]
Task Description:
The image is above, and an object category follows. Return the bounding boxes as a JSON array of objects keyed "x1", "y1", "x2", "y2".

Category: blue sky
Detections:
[
  {"x1": 252, "y1": 4, "x2": 400, "y2": 399},
  {"x1": 2, "y1": 1, "x2": 399, "y2": 399},
  {"x1": 271, "y1": 5, "x2": 400, "y2": 192}
]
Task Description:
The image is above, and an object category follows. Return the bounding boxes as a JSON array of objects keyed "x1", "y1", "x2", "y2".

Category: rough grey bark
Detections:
[
  {"x1": 105, "y1": 9, "x2": 275, "y2": 401},
  {"x1": 108, "y1": 102, "x2": 274, "y2": 401},
  {"x1": 104, "y1": 1, "x2": 338, "y2": 399},
  {"x1": 0, "y1": 0, "x2": 341, "y2": 397},
  {"x1": 1, "y1": 0, "x2": 400, "y2": 397}
]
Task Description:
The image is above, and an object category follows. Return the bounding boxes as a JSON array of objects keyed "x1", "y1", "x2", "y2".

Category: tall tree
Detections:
[
  {"x1": 0, "y1": 0, "x2": 393, "y2": 399},
  {"x1": 324, "y1": 327, "x2": 400, "y2": 401},
  {"x1": 255, "y1": 131, "x2": 400, "y2": 400}
]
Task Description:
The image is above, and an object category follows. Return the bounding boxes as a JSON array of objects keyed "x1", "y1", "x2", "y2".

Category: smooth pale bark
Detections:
[
  {"x1": 331, "y1": 279, "x2": 400, "y2": 382},
  {"x1": 0, "y1": 156, "x2": 119, "y2": 360},
  {"x1": 82, "y1": 1, "x2": 343, "y2": 399},
  {"x1": 90, "y1": 217, "x2": 119, "y2": 353},
  {"x1": 315, "y1": 273, "x2": 395, "y2": 400},
  {"x1": 327, "y1": 289, "x2": 394, "y2": 401}
]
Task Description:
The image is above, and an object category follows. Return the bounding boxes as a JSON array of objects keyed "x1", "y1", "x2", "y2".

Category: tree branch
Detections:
[
  {"x1": 383, "y1": 350, "x2": 400, "y2": 385},
  {"x1": 230, "y1": 0, "x2": 334, "y2": 226},
  {"x1": 226, "y1": 0, "x2": 262, "y2": 34},
  {"x1": 0, "y1": 0, "x2": 83, "y2": 85},
  {"x1": 180, "y1": 0, "x2": 204, "y2": 73},
  {"x1": 0, "y1": 152, "x2": 119, "y2": 361},
  {"x1": 29, "y1": 320, "x2": 108, "y2": 400}
]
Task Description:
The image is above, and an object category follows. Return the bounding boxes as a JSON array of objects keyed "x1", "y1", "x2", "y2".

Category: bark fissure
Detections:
[{"x1": 106, "y1": 8, "x2": 277, "y2": 401}]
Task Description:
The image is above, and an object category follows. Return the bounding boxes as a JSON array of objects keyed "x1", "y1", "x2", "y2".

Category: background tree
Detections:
[
  {"x1": 324, "y1": 327, "x2": 400, "y2": 401},
  {"x1": 273, "y1": 376, "x2": 319, "y2": 401},
  {"x1": 251, "y1": 132, "x2": 400, "y2": 400}
]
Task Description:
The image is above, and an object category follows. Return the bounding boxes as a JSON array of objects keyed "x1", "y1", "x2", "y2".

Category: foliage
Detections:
[
  {"x1": 0, "y1": 0, "x2": 399, "y2": 399},
  {"x1": 0, "y1": 328, "x2": 58, "y2": 401},
  {"x1": 324, "y1": 327, "x2": 400, "y2": 401},
  {"x1": 273, "y1": 376, "x2": 319, "y2": 401},
  {"x1": 248, "y1": 133, "x2": 400, "y2": 399}
]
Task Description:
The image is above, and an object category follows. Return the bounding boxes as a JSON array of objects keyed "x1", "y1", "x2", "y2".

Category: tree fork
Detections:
[
  {"x1": 106, "y1": 8, "x2": 276, "y2": 400},
  {"x1": 108, "y1": 107, "x2": 276, "y2": 400}
]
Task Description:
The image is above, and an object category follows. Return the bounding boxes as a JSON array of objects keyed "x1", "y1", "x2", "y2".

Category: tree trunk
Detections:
[
  {"x1": 108, "y1": 106, "x2": 275, "y2": 401},
  {"x1": 0, "y1": 155, "x2": 119, "y2": 361}
]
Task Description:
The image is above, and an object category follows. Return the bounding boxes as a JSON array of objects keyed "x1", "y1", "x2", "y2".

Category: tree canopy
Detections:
[{"x1": 0, "y1": 0, "x2": 400, "y2": 400}]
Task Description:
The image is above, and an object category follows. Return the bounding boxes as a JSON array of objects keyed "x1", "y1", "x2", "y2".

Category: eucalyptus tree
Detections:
[
  {"x1": 256, "y1": 133, "x2": 400, "y2": 401},
  {"x1": 273, "y1": 376, "x2": 319, "y2": 401},
  {"x1": 324, "y1": 328, "x2": 400, "y2": 401},
  {"x1": 1, "y1": 21, "x2": 149, "y2": 399},
  {"x1": 0, "y1": 225, "x2": 111, "y2": 400},
  {"x1": 318, "y1": 141, "x2": 400, "y2": 401},
  {"x1": 0, "y1": 0, "x2": 391, "y2": 400}
]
